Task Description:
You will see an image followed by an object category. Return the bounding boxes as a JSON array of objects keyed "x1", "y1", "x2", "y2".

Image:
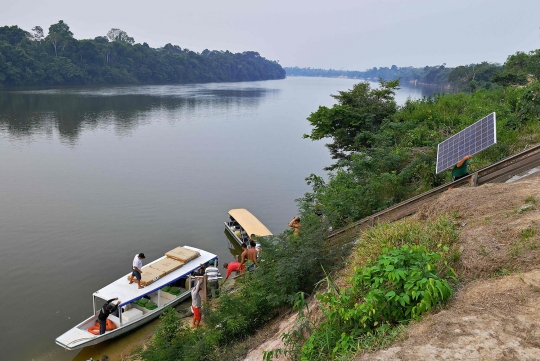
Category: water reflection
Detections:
[
  {"x1": 0, "y1": 85, "x2": 276, "y2": 143},
  {"x1": 224, "y1": 230, "x2": 243, "y2": 261}
]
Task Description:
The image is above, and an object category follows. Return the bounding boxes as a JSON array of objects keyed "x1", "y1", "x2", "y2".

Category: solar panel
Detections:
[{"x1": 436, "y1": 112, "x2": 497, "y2": 174}]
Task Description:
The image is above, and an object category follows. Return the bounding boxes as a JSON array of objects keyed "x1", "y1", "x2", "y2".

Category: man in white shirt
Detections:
[
  {"x1": 205, "y1": 259, "x2": 220, "y2": 299},
  {"x1": 129, "y1": 253, "x2": 146, "y2": 289},
  {"x1": 191, "y1": 277, "x2": 202, "y2": 327}
]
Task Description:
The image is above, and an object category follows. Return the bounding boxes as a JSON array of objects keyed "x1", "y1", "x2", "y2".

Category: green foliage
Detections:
[
  {"x1": 302, "y1": 79, "x2": 540, "y2": 229},
  {"x1": 525, "y1": 196, "x2": 538, "y2": 205},
  {"x1": 448, "y1": 62, "x2": 502, "y2": 91},
  {"x1": 301, "y1": 245, "x2": 455, "y2": 360},
  {"x1": 492, "y1": 71, "x2": 528, "y2": 87},
  {"x1": 304, "y1": 79, "x2": 400, "y2": 168},
  {"x1": 0, "y1": 22, "x2": 285, "y2": 86},
  {"x1": 139, "y1": 210, "x2": 338, "y2": 361},
  {"x1": 422, "y1": 64, "x2": 452, "y2": 86}
]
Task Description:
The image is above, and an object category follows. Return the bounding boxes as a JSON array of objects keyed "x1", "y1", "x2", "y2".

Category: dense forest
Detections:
[
  {"x1": 137, "y1": 48, "x2": 540, "y2": 361},
  {"x1": 0, "y1": 21, "x2": 285, "y2": 87},
  {"x1": 285, "y1": 51, "x2": 539, "y2": 92}
]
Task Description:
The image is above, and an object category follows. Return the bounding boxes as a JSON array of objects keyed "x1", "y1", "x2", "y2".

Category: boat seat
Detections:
[{"x1": 122, "y1": 308, "x2": 143, "y2": 323}]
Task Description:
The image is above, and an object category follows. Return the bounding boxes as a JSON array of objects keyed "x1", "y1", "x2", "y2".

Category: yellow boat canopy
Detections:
[{"x1": 228, "y1": 208, "x2": 273, "y2": 237}]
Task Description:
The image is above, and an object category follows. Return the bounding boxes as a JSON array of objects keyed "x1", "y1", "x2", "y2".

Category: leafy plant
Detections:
[{"x1": 301, "y1": 245, "x2": 456, "y2": 360}]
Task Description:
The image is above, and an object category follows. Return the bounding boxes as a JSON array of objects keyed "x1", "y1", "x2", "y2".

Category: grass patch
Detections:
[
  {"x1": 525, "y1": 196, "x2": 538, "y2": 205},
  {"x1": 479, "y1": 245, "x2": 490, "y2": 256},
  {"x1": 494, "y1": 268, "x2": 511, "y2": 276},
  {"x1": 520, "y1": 227, "x2": 536, "y2": 240},
  {"x1": 352, "y1": 216, "x2": 460, "y2": 274}
]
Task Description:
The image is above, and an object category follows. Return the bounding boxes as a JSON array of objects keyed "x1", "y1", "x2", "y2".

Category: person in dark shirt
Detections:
[
  {"x1": 98, "y1": 298, "x2": 120, "y2": 335},
  {"x1": 449, "y1": 155, "x2": 472, "y2": 189},
  {"x1": 452, "y1": 155, "x2": 472, "y2": 181}
]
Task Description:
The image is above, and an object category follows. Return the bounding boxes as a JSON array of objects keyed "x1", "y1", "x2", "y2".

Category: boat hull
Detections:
[
  {"x1": 224, "y1": 221, "x2": 245, "y2": 246},
  {"x1": 56, "y1": 289, "x2": 191, "y2": 350}
]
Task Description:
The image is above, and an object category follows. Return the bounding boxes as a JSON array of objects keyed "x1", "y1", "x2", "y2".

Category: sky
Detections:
[{"x1": 1, "y1": 0, "x2": 539, "y2": 70}]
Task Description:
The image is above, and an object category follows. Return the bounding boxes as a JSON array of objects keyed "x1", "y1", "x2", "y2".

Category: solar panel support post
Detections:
[{"x1": 471, "y1": 172, "x2": 479, "y2": 187}]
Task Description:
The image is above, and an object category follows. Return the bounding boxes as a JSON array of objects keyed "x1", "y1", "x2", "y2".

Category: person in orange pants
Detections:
[{"x1": 191, "y1": 277, "x2": 203, "y2": 328}]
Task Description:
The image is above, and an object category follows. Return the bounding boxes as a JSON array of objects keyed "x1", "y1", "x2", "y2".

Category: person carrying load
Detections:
[
  {"x1": 128, "y1": 253, "x2": 146, "y2": 289},
  {"x1": 191, "y1": 277, "x2": 203, "y2": 328}
]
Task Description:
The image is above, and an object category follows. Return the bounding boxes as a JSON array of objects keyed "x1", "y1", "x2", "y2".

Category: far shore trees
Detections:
[{"x1": 0, "y1": 21, "x2": 285, "y2": 86}]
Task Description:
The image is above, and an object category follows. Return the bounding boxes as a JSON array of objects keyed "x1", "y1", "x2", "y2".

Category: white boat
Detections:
[
  {"x1": 224, "y1": 208, "x2": 272, "y2": 246},
  {"x1": 56, "y1": 246, "x2": 217, "y2": 350}
]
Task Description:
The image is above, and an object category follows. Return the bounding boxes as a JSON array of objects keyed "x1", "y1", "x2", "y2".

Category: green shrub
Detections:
[{"x1": 301, "y1": 245, "x2": 456, "y2": 360}]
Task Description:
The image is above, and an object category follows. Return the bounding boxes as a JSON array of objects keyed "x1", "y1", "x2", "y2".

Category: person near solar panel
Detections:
[{"x1": 451, "y1": 155, "x2": 473, "y2": 182}]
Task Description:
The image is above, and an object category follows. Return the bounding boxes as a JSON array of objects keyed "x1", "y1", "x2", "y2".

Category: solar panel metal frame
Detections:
[{"x1": 436, "y1": 112, "x2": 497, "y2": 174}]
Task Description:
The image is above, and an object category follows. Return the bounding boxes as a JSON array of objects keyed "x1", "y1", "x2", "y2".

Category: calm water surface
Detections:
[{"x1": 0, "y1": 77, "x2": 436, "y2": 361}]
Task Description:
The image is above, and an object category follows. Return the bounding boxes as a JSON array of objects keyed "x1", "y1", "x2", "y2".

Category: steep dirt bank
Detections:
[
  {"x1": 356, "y1": 269, "x2": 540, "y2": 361},
  {"x1": 245, "y1": 174, "x2": 540, "y2": 361}
]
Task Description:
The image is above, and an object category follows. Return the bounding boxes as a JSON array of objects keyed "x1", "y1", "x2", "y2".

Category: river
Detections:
[{"x1": 0, "y1": 77, "x2": 437, "y2": 361}]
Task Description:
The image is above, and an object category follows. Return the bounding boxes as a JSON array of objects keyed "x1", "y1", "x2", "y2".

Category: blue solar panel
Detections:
[{"x1": 436, "y1": 112, "x2": 497, "y2": 174}]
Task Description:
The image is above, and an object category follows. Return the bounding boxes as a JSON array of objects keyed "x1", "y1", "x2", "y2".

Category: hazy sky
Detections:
[{"x1": 2, "y1": 0, "x2": 539, "y2": 70}]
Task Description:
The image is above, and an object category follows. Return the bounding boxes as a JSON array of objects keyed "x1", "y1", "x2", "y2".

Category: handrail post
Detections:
[{"x1": 471, "y1": 172, "x2": 479, "y2": 187}]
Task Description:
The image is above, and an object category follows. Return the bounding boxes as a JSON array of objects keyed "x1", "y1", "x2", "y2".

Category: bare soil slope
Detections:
[
  {"x1": 356, "y1": 269, "x2": 540, "y2": 361},
  {"x1": 247, "y1": 175, "x2": 540, "y2": 361},
  {"x1": 418, "y1": 175, "x2": 540, "y2": 280}
]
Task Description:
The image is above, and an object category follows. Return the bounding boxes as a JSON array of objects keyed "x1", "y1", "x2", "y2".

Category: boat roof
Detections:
[
  {"x1": 228, "y1": 208, "x2": 272, "y2": 237},
  {"x1": 93, "y1": 246, "x2": 216, "y2": 307}
]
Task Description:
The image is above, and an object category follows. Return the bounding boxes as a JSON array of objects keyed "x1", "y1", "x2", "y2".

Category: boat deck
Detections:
[
  {"x1": 56, "y1": 246, "x2": 217, "y2": 350},
  {"x1": 94, "y1": 246, "x2": 216, "y2": 307}
]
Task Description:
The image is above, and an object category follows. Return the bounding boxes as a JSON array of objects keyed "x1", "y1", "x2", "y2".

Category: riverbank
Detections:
[
  {"x1": 3, "y1": 77, "x2": 385, "y2": 361},
  {"x1": 237, "y1": 172, "x2": 540, "y2": 360}
]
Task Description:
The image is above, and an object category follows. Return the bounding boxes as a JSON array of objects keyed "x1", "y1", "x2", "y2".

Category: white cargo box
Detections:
[{"x1": 122, "y1": 308, "x2": 143, "y2": 323}]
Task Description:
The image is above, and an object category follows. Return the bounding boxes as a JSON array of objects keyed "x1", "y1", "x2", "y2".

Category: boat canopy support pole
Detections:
[{"x1": 93, "y1": 295, "x2": 96, "y2": 315}]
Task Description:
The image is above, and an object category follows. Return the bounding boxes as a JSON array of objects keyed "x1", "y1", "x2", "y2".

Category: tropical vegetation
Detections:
[
  {"x1": 140, "y1": 46, "x2": 540, "y2": 360},
  {"x1": 286, "y1": 51, "x2": 540, "y2": 91},
  {"x1": 0, "y1": 22, "x2": 285, "y2": 86}
]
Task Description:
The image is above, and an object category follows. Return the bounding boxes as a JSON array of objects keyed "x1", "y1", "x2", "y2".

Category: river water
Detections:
[{"x1": 0, "y1": 77, "x2": 436, "y2": 361}]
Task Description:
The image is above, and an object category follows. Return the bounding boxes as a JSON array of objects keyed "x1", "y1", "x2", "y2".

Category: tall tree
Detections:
[
  {"x1": 106, "y1": 28, "x2": 134, "y2": 44},
  {"x1": 47, "y1": 20, "x2": 73, "y2": 57},
  {"x1": 304, "y1": 79, "x2": 400, "y2": 169},
  {"x1": 28, "y1": 26, "x2": 44, "y2": 44}
]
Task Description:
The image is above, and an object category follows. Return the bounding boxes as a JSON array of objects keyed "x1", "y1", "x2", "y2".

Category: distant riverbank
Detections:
[{"x1": 0, "y1": 23, "x2": 285, "y2": 87}]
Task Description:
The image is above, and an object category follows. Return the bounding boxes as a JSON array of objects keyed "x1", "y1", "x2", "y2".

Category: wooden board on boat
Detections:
[
  {"x1": 166, "y1": 247, "x2": 200, "y2": 263},
  {"x1": 126, "y1": 267, "x2": 164, "y2": 286},
  {"x1": 149, "y1": 258, "x2": 184, "y2": 275}
]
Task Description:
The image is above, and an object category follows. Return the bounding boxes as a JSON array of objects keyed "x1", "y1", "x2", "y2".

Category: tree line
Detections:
[
  {"x1": 285, "y1": 50, "x2": 540, "y2": 92},
  {"x1": 0, "y1": 21, "x2": 286, "y2": 87}
]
